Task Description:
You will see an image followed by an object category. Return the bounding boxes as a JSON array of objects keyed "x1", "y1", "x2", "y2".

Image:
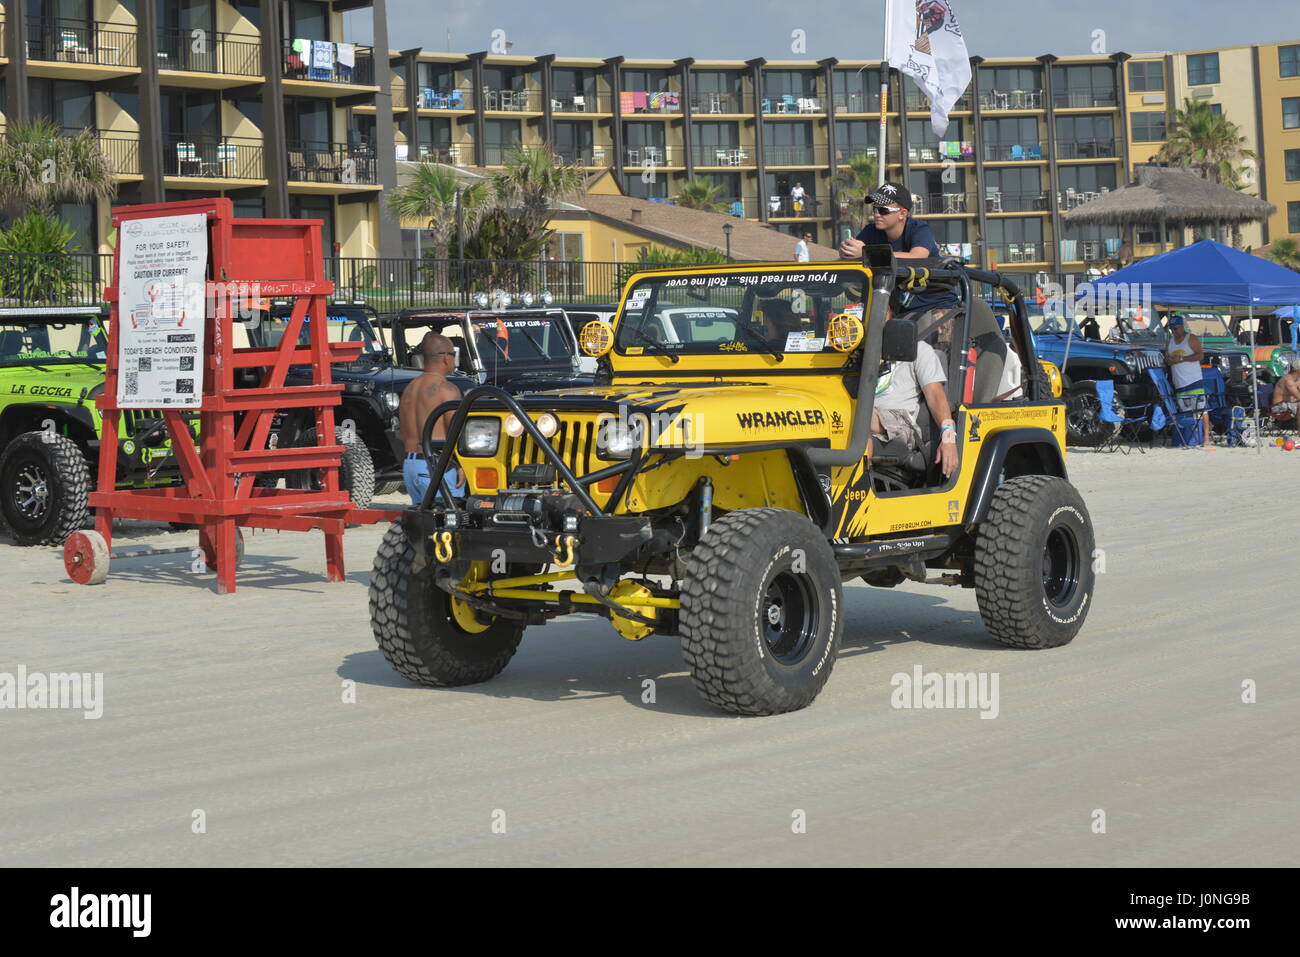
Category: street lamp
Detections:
[{"x1": 722, "y1": 222, "x2": 733, "y2": 263}]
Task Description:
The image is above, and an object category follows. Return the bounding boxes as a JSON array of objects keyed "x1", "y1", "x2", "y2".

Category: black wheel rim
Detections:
[
  {"x1": 762, "y1": 569, "x2": 819, "y2": 665},
  {"x1": 10, "y1": 460, "x2": 50, "y2": 522},
  {"x1": 1066, "y1": 392, "x2": 1102, "y2": 438},
  {"x1": 1042, "y1": 524, "x2": 1081, "y2": 608}
]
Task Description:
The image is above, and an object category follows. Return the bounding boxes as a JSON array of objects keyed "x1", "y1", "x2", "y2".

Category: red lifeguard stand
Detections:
[{"x1": 64, "y1": 198, "x2": 397, "y2": 592}]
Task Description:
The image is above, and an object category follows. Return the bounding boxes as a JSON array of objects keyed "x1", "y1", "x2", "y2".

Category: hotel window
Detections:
[
  {"x1": 1187, "y1": 53, "x2": 1219, "y2": 86},
  {"x1": 1286, "y1": 149, "x2": 1300, "y2": 182},
  {"x1": 1284, "y1": 97, "x2": 1300, "y2": 130},
  {"x1": 1290, "y1": 202, "x2": 1300, "y2": 234},
  {"x1": 1280, "y1": 45, "x2": 1300, "y2": 78},
  {"x1": 1131, "y1": 111, "x2": 1166, "y2": 142},
  {"x1": 1127, "y1": 61, "x2": 1164, "y2": 92}
]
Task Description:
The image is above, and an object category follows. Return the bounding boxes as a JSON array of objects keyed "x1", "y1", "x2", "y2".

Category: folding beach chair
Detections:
[
  {"x1": 1148, "y1": 367, "x2": 1202, "y2": 446},
  {"x1": 1093, "y1": 379, "x2": 1163, "y2": 453}
]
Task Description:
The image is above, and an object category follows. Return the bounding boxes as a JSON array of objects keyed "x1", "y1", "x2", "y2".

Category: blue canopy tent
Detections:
[{"x1": 1077, "y1": 240, "x2": 1300, "y2": 449}]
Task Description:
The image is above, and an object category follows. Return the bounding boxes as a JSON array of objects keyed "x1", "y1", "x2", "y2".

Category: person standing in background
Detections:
[
  {"x1": 794, "y1": 231, "x2": 812, "y2": 263},
  {"x1": 1166, "y1": 315, "x2": 1211, "y2": 448}
]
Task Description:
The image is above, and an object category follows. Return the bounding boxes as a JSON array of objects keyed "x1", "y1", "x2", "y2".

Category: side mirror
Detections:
[{"x1": 882, "y1": 318, "x2": 917, "y2": 362}]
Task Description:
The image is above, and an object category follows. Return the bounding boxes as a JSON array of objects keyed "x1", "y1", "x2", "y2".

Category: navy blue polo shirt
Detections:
[{"x1": 855, "y1": 216, "x2": 959, "y2": 312}]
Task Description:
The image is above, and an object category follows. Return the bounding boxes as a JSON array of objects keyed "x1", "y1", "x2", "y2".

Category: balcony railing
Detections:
[
  {"x1": 832, "y1": 92, "x2": 884, "y2": 113},
  {"x1": 624, "y1": 146, "x2": 685, "y2": 166},
  {"x1": 980, "y1": 89, "x2": 1044, "y2": 111},
  {"x1": 688, "y1": 92, "x2": 753, "y2": 114},
  {"x1": 157, "y1": 29, "x2": 261, "y2": 76},
  {"x1": 983, "y1": 141, "x2": 1045, "y2": 162},
  {"x1": 1052, "y1": 89, "x2": 1118, "y2": 109},
  {"x1": 552, "y1": 92, "x2": 610, "y2": 113},
  {"x1": 905, "y1": 91, "x2": 973, "y2": 112},
  {"x1": 1059, "y1": 239, "x2": 1121, "y2": 263},
  {"x1": 693, "y1": 146, "x2": 753, "y2": 166},
  {"x1": 97, "y1": 131, "x2": 140, "y2": 175},
  {"x1": 165, "y1": 135, "x2": 265, "y2": 180},
  {"x1": 553, "y1": 146, "x2": 611, "y2": 166},
  {"x1": 25, "y1": 18, "x2": 137, "y2": 67},
  {"x1": 287, "y1": 140, "x2": 375, "y2": 184},
  {"x1": 761, "y1": 95, "x2": 825, "y2": 115},
  {"x1": 1058, "y1": 186, "x2": 1113, "y2": 210},
  {"x1": 1054, "y1": 138, "x2": 1118, "y2": 160},
  {"x1": 834, "y1": 145, "x2": 881, "y2": 165},
  {"x1": 413, "y1": 144, "x2": 464, "y2": 164},
  {"x1": 483, "y1": 144, "x2": 522, "y2": 166},
  {"x1": 413, "y1": 88, "x2": 471, "y2": 110},
  {"x1": 483, "y1": 88, "x2": 540, "y2": 112},
  {"x1": 909, "y1": 142, "x2": 975, "y2": 162},
  {"x1": 981, "y1": 191, "x2": 1050, "y2": 213},
  {"x1": 985, "y1": 242, "x2": 1048, "y2": 264},
  {"x1": 766, "y1": 194, "x2": 825, "y2": 218},
  {"x1": 765, "y1": 145, "x2": 826, "y2": 166},
  {"x1": 619, "y1": 91, "x2": 682, "y2": 113},
  {"x1": 910, "y1": 193, "x2": 978, "y2": 216},
  {"x1": 282, "y1": 39, "x2": 374, "y2": 85}
]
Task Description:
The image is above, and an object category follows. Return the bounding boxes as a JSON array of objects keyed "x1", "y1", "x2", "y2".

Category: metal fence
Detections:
[{"x1": 0, "y1": 253, "x2": 115, "y2": 308}]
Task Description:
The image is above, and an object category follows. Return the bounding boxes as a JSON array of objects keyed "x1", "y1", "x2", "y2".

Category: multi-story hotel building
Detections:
[{"x1": 1, "y1": 2, "x2": 1297, "y2": 281}]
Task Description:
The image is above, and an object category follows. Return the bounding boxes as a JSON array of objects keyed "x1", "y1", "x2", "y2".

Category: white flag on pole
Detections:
[{"x1": 885, "y1": 0, "x2": 972, "y2": 138}]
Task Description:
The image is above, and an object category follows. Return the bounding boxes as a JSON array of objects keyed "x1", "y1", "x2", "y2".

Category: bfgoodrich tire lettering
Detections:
[
  {"x1": 680, "y1": 508, "x2": 842, "y2": 715},
  {"x1": 0, "y1": 432, "x2": 91, "y2": 546},
  {"x1": 369, "y1": 523, "x2": 525, "y2": 686},
  {"x1": 974, "y1": 474, "x2": 1095, "y2": 649}
]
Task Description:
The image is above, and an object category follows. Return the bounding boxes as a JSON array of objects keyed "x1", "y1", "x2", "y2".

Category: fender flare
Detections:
[{"x1": 963, "y1": 427, "x2": 1067, "y2": 530}]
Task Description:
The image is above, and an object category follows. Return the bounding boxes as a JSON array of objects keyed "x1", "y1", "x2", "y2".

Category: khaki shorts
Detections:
[{"x1": 874, "y1": 407, "x2": 922, "y2": 449}]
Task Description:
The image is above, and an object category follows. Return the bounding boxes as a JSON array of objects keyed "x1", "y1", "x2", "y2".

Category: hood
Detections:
[
  {"x1": 0, "y1": 362, "x2": 105, "y2": 402},
  {"x1": 516, "y1": 380, "x2": 845, "y2": 448}
]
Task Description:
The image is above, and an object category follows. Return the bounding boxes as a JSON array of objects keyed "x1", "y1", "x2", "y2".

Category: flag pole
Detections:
[{"x1": 878, "y1": 0, "x2": 892, "y2": 187}]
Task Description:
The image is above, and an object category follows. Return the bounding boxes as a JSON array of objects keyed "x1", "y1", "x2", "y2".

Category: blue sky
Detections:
[{"x1": 345, "y1": 1, "x2": 1300, "y2": 60}]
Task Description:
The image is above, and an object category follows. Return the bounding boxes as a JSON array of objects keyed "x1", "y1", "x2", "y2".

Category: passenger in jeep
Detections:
[
  {"x1": 398, "y1": 332, "x2": 465, "y2": 506},
  {"x1": 870, "y1": 336, "x2": 959, "y2": 478}
]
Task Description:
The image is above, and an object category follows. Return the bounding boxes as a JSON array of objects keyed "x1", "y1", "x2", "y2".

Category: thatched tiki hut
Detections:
[{"x1": 1063, "y1": 164, "x2": 1275, "y2": 252}]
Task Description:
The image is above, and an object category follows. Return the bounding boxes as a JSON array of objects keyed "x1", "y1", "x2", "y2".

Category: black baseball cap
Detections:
[{"x1": 868, "y1": 182, "x2": 913, "y2": 211}]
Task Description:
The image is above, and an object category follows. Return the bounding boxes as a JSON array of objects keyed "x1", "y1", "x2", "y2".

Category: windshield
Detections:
[
  {"x1": 1173, "y1": 313, "x2": 1231, "y2": 338},
  {"x1": 469, "y1": 313, "x2": 573, "y2": 362},
  {"x1": 1027, "y1": 309, "x2": 1083, "y2": 338},
  {"x1": 262, "y1": 306, "x2": 384, "y2": 357},
  {"x1": 615, "y1": 268, "x2": 865, "y2": 356},
  {"x1": 0, "y1": 315, "x2": 106, "y2": 365}
]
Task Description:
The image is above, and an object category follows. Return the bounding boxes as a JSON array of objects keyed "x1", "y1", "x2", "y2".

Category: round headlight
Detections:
[
  {"x1": 580, "y1": 320, "x2": 615, "y2": 357},
  {"x1": 540, "y1": 291, "x2": 554, "y2": 306},
  {"x1": 596, "y1": 416, "x2": 639, "y2": 459},
  {"x1": 536, "y1": 413, "x2": 558, "y2": 438},
  {"x1": 519, "y1": 291, "x2": 535, "y2": 307},
  {"x1": 504, "y1": 414, "x2": 524, "y2": 438},
  {"x1": 474, "y1": 292, "x2": 490, "y2": 308},
  {"x1": 382, "y1": 391, "x2": 400, "y2": 411},
  {"x1": 460, "y1": 418, "x2": 501, "y2": 456}
]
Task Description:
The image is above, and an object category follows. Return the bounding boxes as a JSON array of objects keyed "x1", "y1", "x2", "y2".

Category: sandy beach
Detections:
[{"x1": 1, "y1": 443, "x2": 1297, "y2": 866}]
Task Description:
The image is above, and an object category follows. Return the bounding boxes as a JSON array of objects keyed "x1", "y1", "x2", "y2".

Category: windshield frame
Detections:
[
  {"x1": 0, "y1": 313, "x2": 108, "y2": 366},
  {"x1": 261, "y1": 304, "x2": 386, "y2": 359},
  {"x1": 612, "y1": 265, "x2": 871, "y2": 362}
]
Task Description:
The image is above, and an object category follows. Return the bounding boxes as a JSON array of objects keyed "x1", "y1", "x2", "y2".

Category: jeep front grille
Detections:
[
  {"x1": 504, "y1": 419, "x2": 596, "y2": 482},
  {"x1": 122, "y1": 408, "x2": 198, "y2": 441},
  {"x1": 1130, "y1": 351, "x2": 1162, "y2": 373}
]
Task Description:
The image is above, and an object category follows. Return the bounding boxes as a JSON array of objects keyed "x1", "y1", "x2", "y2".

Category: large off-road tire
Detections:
[
  {"x1": 285, "y1": 426, "x2": 376, "y2": 508},
  {"x1": 1064, "y1": 381, "x2": 1119, "y2": 447},
  {"x1": 0, "y1": 432, "x2": 91, "y2": 546},
  {"x1": 375, "y1": 481, "x2": 403, "y2": 497},
  {"x1": 974, "y1": 475, "x2": 1095, "y2": 649},
  {"x1": 680, "y1": 508, "x2": 843, "y2": 716},
  {"x1": 369, "y1": 523, "x2": 525, "y2": 686}
]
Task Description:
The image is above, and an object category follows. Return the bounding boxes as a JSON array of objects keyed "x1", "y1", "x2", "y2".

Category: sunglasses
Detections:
[{"x1": 872, "y1": 205, "x2": 902, "y2": 216}]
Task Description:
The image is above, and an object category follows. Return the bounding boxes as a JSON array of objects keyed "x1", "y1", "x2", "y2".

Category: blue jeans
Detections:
[{"x1": 403, "y1": 453, "x2": 464, "y2": 506}]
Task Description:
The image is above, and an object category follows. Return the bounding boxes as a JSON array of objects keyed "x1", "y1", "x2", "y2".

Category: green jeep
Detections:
[{"x1": 0, "y1": 306, "x2": 195, "y2": 545}]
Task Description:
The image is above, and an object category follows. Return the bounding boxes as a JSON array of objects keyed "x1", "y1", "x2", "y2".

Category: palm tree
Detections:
[
  {"x1": 832, "y1": 151, "x2": 880, "y2": 217},
  {"x1": 1159, "y1": 99, "x2": 1255, "y2": 186},
  {"x1": 1265, "y1": 238, "x2": 1300, "y2": 272},
  {"x1": 492, "y1": 145, "x2": 586, "y2": 239},
  {"x1": 0, "y1": 118, "x2": 117, "y2": 222},
  {"x1": 385, "y1": 162, "x2": 487, "y2": 256},
  {"x1": 675, "y1": 179, "x2": 727, "y2": 212}
]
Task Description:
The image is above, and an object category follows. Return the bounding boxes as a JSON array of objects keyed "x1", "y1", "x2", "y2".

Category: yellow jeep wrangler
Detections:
[{"x1": 369, "y1": 247, "x2": 1093, "y2": 715}]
